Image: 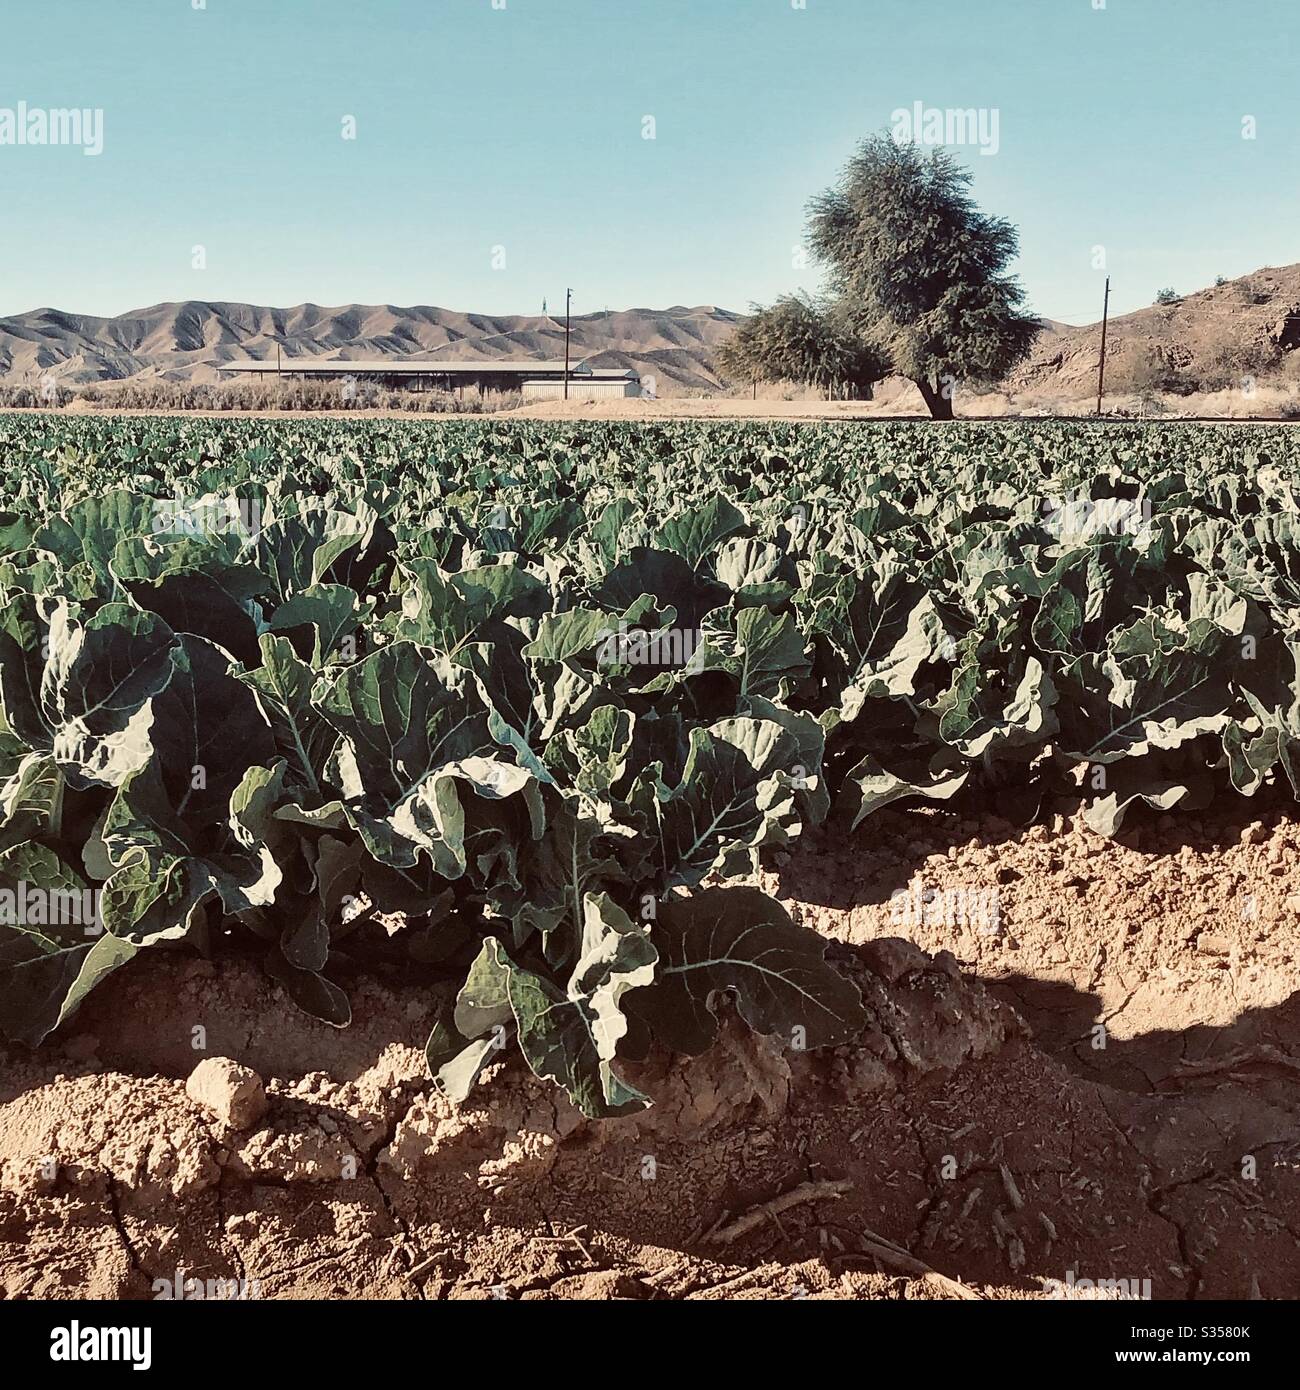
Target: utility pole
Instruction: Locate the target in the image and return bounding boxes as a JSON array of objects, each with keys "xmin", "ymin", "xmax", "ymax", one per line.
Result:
[
  {"xmin": 1095, "ymin": 276, "xmax": 1111, "ymax": 416},
  {"xmin": 563, "ymin": 288, "xmax": 572, "ymax": 400}
]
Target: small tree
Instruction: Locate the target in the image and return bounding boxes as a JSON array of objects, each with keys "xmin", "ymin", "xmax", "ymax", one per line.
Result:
[
  {"xmin": 718, "ymin": 293, "xmax": 887, "ymax": 399},
  {"xmin": 1155, "ymin": 287, "xmax": 1181, "ymax": 305},
  {"xmin": 806, "ymin": 135, "xmax": 1040, "ymax": 419}
]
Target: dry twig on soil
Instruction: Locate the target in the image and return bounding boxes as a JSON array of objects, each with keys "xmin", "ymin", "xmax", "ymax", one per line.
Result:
[
  {"xmin": 1164, "ymin": 1044, "xmax": 1300, "ymax": 1083},
  {"xmin": 847, "ymin": 1224, "xmax": 984, "ymax": 1300},
  {"xmin": 705, "ymin": 1180, "xmax": 853, "ymax": 1247}
]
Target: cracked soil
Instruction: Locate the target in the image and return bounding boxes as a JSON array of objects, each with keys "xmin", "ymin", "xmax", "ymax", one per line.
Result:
[{"xmin": 2, "ymin": 799, "xmax": 1298, "ymax": 1300}]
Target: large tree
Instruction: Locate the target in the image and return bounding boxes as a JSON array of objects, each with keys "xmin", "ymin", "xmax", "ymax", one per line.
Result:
[
  {"xmin": 718, "ymin": 292, "xmax": 888, "ymax": 399},
  {"xmin": 803, "ymin": 134, "xmax": 1039, "ymax": 419}
]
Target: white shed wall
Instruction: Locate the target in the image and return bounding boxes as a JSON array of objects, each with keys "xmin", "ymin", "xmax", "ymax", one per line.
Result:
[{"xmin": 521, "ymin": 379, "xmax": 641, "ymax": 400}]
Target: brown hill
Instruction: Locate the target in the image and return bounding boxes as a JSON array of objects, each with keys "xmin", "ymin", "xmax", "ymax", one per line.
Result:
[
  {"xmin": 1012, "ymin": 265, "xmax": 1300, "ymax": 396},
  {"xmin": 0, "ymin": 301, "xmax": 743, "ymax": 394}
]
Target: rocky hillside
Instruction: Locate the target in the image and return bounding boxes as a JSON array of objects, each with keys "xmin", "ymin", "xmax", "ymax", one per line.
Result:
[{"xmin": 1012, "ymin": 265, "xmax": 1300, "ymax": 396}]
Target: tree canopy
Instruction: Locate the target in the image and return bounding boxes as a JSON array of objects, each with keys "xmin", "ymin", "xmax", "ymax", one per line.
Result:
[
  {"xmin": 717, "ymin": 293, "xmax": 888, "ymax": 399},
  {"xmin": 731, "ymin": 133, "xmax": 1041, "ymax": 418}
]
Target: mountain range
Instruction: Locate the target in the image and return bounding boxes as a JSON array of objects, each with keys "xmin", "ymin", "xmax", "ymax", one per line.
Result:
[
  {"xmin": 3, "ymin": 263, "xmax": 1297, "ymax": 401},
  {"xmin": 0, "ymin": 301, "xmax": 742, "ymax": 394}
]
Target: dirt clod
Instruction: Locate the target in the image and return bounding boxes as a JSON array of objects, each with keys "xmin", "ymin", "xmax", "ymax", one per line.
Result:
[{"xmin": 185, "ymin": 1058, "xmax": 268, "ymax": 1131}]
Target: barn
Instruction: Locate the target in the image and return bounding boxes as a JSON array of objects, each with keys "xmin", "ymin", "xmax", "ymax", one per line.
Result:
[{"xmin": 218, "ymin": 357, "xmax": 642, "ymax": 396}]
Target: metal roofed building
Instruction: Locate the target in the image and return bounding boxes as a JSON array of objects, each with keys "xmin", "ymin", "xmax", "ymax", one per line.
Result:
[
  {"xmin": 218, "ymin": 357, "xmax": 641, "ymax": 396},
  {"xmin": 519, "ymin": 376, "xmax": 641, "ymax": 400}
]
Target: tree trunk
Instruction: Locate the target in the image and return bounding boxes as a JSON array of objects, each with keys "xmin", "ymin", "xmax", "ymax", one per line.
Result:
[{"xmin": 915, "ymin": 378, "xmax": 954, "ymax": 420}]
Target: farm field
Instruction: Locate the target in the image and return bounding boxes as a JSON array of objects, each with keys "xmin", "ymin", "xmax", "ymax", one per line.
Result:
[{"xmin": 1, "ymin": 415, "xmax": 1299, "ymax": 1300}]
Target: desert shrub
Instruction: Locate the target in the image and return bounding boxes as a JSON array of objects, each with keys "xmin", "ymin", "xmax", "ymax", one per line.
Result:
[
  {"xmin": 1105, "ymin": 346, "xmax": 1184, "ymax": 396},
  {"xmin": 1197, "ymin": 340, "xmax": 1285, "ymax": 393},
  {"xmin": 1238, "ymin": 280, "xmax": 1274, "ymax": 305},
  {"xmin": 0, "ymin": 382, "xmax": 75, "ymax": 408},
  {"xmin": 73, "ymin": 379, "xmax": 521, "ymax": 413}
]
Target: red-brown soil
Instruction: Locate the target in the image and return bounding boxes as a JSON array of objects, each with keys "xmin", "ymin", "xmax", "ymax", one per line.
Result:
[{"xmin": 2, "ymin": 801, "xmax": 1298, "ymax": 1301}]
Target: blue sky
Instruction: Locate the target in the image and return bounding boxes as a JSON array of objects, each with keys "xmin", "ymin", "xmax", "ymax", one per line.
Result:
[{"xmin": 0, "ymin": 0, "xmax": 1295, "ymax": 323}]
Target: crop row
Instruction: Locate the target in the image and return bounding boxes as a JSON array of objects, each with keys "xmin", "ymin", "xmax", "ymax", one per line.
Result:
[{"xmin": 0, "ymin": 417, "xmax": 1296, "ymax": 1114}]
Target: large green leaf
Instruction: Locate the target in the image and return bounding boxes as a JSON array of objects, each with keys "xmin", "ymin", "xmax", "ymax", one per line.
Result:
[
  {"xmin": 238, "ymin": 634, "xmax": 335, "ymax": 798},
  {"xmin": 316, "ymin": 642, "xmax": 491, "ymax": 805},
  {"xmin": 1056, "ymin": 615, "xmax": 1234, "ymax": 764},
  {"xmin": 804, "ymin": 555, "xmax": 943, "ymax": 704},
  {"xmin": 0, "ymin": 923, "xmax": 137, "ymax": 1046},
  {"xmin": 41, "ymin": 602, "xmax": 181, "ymax": 789},
  {"xmin": 450, "ymin": 898, "xmax": 656, "ymax": 1119},
  {"xmin": 634, "ymin": 717, "xmax": 805, "ymax": 888},
  {"xmin": 630, "ymin": 887, "xmax": 865, "ymax": 1056},
  {"xmin": 145, "ymin": 634, "xmax": 276, "ymax": 826}
]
